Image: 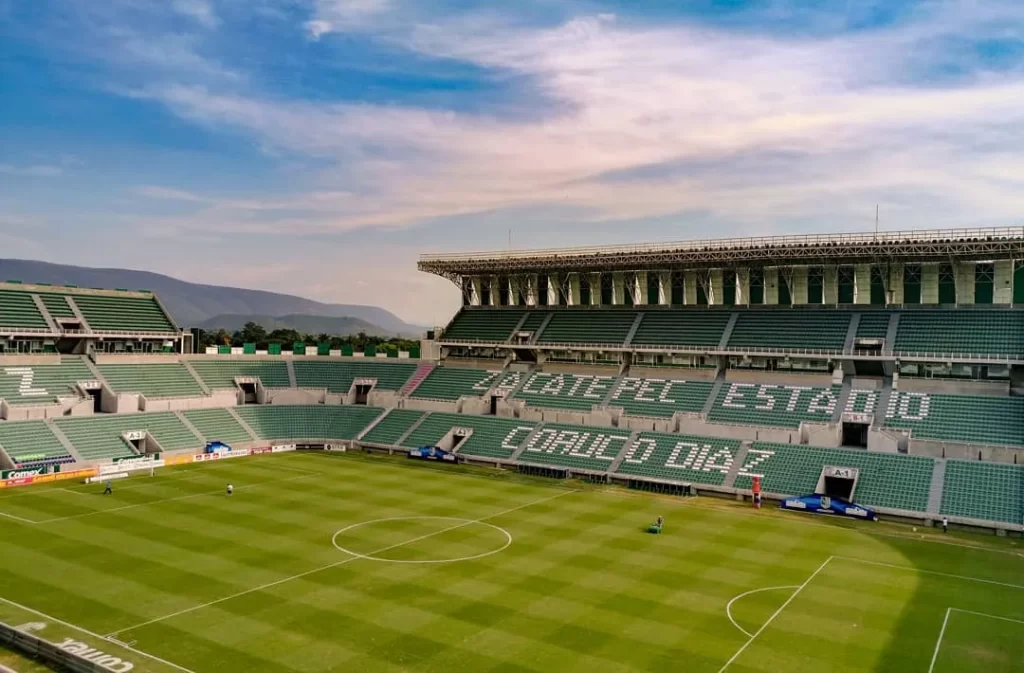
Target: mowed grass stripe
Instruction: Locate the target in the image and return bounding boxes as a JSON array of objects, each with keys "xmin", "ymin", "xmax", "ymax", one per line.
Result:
[{"xmin": 1, "ymin": 453, "xmax": 1022, "ymax": 673}]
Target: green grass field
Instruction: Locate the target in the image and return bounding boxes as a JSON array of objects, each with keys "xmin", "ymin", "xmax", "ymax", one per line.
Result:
[{"xmin": 0, "ymin": 452, "xmax": 1022, "ymax": 673}]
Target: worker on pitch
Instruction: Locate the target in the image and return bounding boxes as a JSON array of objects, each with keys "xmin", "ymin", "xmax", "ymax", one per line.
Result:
[{"xmin": 227, "ymin": 483, "xmax": 233, "ymax": 496}]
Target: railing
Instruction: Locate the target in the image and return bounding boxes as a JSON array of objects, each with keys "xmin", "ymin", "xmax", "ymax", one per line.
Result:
[
  {"xmin": 420, "ymin": 226, "xmax": 1024, "ymax": 263},
  {"xmin": 436, "ymin": 338, "xmax": 1023, "ymax": 363}
]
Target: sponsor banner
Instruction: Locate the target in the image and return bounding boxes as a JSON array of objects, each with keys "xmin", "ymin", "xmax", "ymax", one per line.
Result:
[
  {"xmin": 0, "ymin": 468, "xmax": 97, "ymax": 489},
  {"xmin": 53, "ymin": 468, "xmax": 97, "ymax": 482},
  {"xmin": 1, "ymin": 465, "xmax": 59, "ymax": 480},
  {"xmin": 251, "ymin": 447, "xmax": 274, "ymax": 455},
  {"xmin": 86, "ymin": 473, "xmax": 129, "ymax": 484},
  {"xmin": 103, "ymin": 456, "xmax": 163, "ymax": 475},
  {"xmin": 780, "ymin": 493, "xmax": 877, "ymax": 521},
  {"xmin": 271, "ymin": 445, "xmax": 296, "ymax": 453},
  {"xmin": 162, "ymin": 454, "xmax": 194, "ymax": 466},
  {"xmin": 192, "ymin": 449, "xmax": 252, "ymax": 462}
]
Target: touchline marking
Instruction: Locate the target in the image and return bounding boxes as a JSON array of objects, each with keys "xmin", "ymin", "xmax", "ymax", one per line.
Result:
[
  {"xmin": 927, "ymin": 607, "xmax": 951, "ymax": 673},
  {"xmin": 108, "ymin": 489, "xmax": 577, "ymax": 637},
  {"xmin": 0, "ymin": 595, "xmax": 197, "ymax": 673},
  {"xmin": 725, "ymin": 586, "xmax": 798, "ymax": 638},
  {"xmin": 835, "ymin": 556, "xmax": 1024, "ymax": 590},
  {"xmin": 0, "ymin": 510, "xmax": 39, "ymax": 524},
  {"xmin": 717, "ymin": 556, "xmax": 833, "ymax": 673},
  {"xmin": 36, "ymin": 473, "xmax": 316, "ymax": 524},
  {"xmin": 927, "ymin": 608, "xmax": 1024, "ymax": 673}
]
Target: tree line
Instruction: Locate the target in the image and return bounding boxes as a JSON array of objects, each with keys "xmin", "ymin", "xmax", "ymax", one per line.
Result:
[{"xmin": 196, "ymin": 322, "xmax": 419, "ymax": 352}]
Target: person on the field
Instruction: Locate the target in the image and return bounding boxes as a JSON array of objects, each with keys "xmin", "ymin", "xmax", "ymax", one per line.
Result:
[
  {"xmin": 941, "ymin": 516, "xmax": 948, "ymax": 534},
  {"xmin": 226, "ymin": 483, "xmax": 233, "ymax": 496},
  {"xmin": 103, "ymin": 480, "xmax": 112, "ymax": 495},
  {"xmin": 656, "ymin": 516, "xmax": 663, "ymax": 528}
]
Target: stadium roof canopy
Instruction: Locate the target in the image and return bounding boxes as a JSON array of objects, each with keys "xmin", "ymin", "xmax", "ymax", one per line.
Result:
[{"xmin": 419, "ymin": 226, "xmax": 1024, "ymax": 281}]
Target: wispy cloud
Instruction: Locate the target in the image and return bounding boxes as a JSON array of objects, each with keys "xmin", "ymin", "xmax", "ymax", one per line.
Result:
[
  {"xmin": 172, "ymin": 0, "xmax": 219, "ymax": 29},
  {"xmin": 0, "ymin": 164, "xmax": 64, "ymax": 178}
]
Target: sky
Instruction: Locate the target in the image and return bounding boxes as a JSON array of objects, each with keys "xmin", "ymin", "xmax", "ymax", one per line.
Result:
[{"xmin": 1, "ymin": 1, "xmax": 1023, "ymax": 326}]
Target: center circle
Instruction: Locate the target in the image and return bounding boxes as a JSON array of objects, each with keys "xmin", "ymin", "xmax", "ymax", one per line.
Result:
[{"xmin": 331, "ymin": 516, "xmax": 512, "ymax": 564}]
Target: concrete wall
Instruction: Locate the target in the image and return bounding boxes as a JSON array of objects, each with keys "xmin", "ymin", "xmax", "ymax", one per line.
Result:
[
  {"xmin": 921, "ymin": 264, "xmax": 939, "ymax": 304},
  {"xmin": 854, "ymin": 264, "xmax": 871, "ymax": 304},
  {"xmin": 802, "ymin": 423, "xmax": 840, "ymax": 447},
  {"xmin": 678, "ymin": 416, "xmax": 799, "ymax": 443},
  {"xmin": 619, "ymin": 414, "xmax": 674, "ymax": 433},
  {"xmin": 957, "ymin": 262, "xmax": 975, "ymax": 305},
  {"xmin": 684, "ymin": 270, "xmax": 698, "ymax": 305},
  {"xmin": 569, "ymin": 273, "xmax": 581, "ymax": 306},
  {"xmin": 867, "ymin": 428, "xmax": 903, "ymax": 453},
  {"xmin": 140, "ymin": 390, "xmax": 237, "ymax": 412},
  {"xmin": 629, "ymin": 366, "xmax": 717, "ymax": 381},
  {"xmin": 994, "ymin": 260, "xmax": 1013, "ymax": 304},
  {"xmin": 710, "ymin": 270, "xmax": 723, "ymax": 306},
  {"xmin": 724, "ymin": 369, "xmax": 834, "ymax": 386},
  {"xmin": 823, "ymin": 267, "xmax": 839, "ymax": 304},
  {"xmin": 1, "ymin": 401, "xmax": 68, "ymax": 421},
  {"xmin": 404, "ymin": 397, "xmax": 459, "ymax": 413},
  {"xmin": 368, "ymin": 389, "xmax": 401, "ymax": 408},
  {"xmin": 737, "ymin": 269, "xmax": 750, "ymax": 305},
  {"xmin": 764, "ymin": 267, "xmax": 779, "ymax": 305},
  {"xmin": 896, "ymin": 378, "xmax": 1009, "ymax": 396},
  {"xmin": 0, "ymin": 355, "xmax": 62, "ymax": 366},
  {"xmin": 91, "ymin": 353, "xmax": 182, "ymax": 364},
  {"xmin": 792, "ymin": 267, "xmax": 809, "ymax": 305},
  {"xmin": 889, "ymin": 264, "xmax": 904, "ymax": 305},
  {"xmin": 910, "ymin": 438, "xmax": 1023, "ymax": 464},
  {"xmin": 266, "ymin": 388, "xmax": 324, "ymax": 405}
]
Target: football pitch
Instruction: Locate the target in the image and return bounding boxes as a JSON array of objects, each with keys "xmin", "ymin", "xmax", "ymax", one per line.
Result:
[{"xmin": 0, "ymin": 452, "xmax": 1022, "ymax": 673}]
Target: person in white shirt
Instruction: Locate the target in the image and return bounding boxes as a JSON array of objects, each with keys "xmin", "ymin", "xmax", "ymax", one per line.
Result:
[{"xmin": 227, "ymin": 483, "xmax": 233, "ymax": 496}]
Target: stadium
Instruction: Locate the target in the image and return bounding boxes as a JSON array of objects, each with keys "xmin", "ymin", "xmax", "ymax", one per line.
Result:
[{"xmin": 0, "ymin": 226, "xmax": 1023, "ymax": 673}]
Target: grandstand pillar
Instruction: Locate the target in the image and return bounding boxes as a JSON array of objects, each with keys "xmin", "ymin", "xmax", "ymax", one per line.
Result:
[
  {"xmin": 853, "ymin": 264, "xmax": 871, "ymax": 304},
  {"xmin": 921, "ymin": 264, "xmax": 940, "ymax": 304},
  {"xmin": 889, "ymin": 264, "xmax": 904, "ymax": 305},
  {"xmin": 824, "ymin": 266, "xmax": 839, "ymax": 304},
  {"xmin": 612, "ymin": 273, "xmax": 625, "ymax": 305},
  {"xmin": 709, "ymin": 269, "xmax": 724, "ymax": 306},
  {"xmin": 736, "ymin": 268, "xmax": 749, "ymax": 305},
  {"xmin": 526, "ymin": 275, "xmax": 537, "ymax": 306},
  {"xmin": 792, "ymin": 267, "xmax": 809, "ymax": 305},
  {"xmin": 470, "ymin": 277, "xmax": 482, "ymax": 306},
  {"xmin": 589, "ymin": 272, "xmax": 601, "ymax": 305},
  {"xmin": 993, "ymin": 260, "xmax": 1013, "ymax": 304},
  {"xmin": 547, "ymin": 275, "xmax": 558, "ymax": 306},
  {"xmin": 636, "ymin": 271, "xmax": 648, "ymax": 305},
  {"xmin": 568, "ymin": 274, "xmax": 581, "ymax": 306},
  {"xmin": 764, "ymin": 267, "xmax": 779, "ymax": 305},
  {"xmin": 658, "ymin": 271, "xmax": 669, "ymax": 305},
  {"xmin": 684, "ymin": 270, "xmax": 697, "ymax": 305},
  {"xmin": 957, "ymin": 262, "xmax": 975, "ymax": 305}
]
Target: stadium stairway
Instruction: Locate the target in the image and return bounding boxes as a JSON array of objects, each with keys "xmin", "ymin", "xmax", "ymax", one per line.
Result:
[
  {"xmin": 399, "ymin": 363, "xmax": 435, "ymax": 396},
  {"xmin": 285, "ymin": 360, "xmax": 298, "ymax": 387},
  {"xmin": 226, "ymin": 407, "xmax": 260, "ymax": 441},
  {"xmin": 721, "ymin": 441, "xmax": 751, "ymax": 488},
  {"xmin": 31, "ymin": 294, "xmax": 60, "ymax": 333},
  {"xmin": 356, "ymin": 407, "xmax": 394, "ymax": 440},
  {"xmin": 394, "ymin": 411, "xmax": 431, "ymax": 448},
  {"xmin": 180, "ymin": 361, "xmax": 212, "ymax": 396},
  {"xmin": 927, "ymin": 459, "xmax": 947, "ymax": 514},
  {"xmin": 606, "ymin": 429, "xmax": 642, "ymax": 472},
  {"xmin": 175, "ymin": 411, "xmax": 207, "ymax": 443}
]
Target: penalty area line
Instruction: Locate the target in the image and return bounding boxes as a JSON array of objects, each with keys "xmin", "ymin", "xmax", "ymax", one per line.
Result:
[
  {"xmin": 107, "ymin": 488, "xmax": 577, "ymax": 637},
  {"xmin": 717, "ymin": 556, "xmax": 833, "ymax": 673},
  {"xmin": 0, "ymin": 595, "xmax": 197, "ymax": 673}
]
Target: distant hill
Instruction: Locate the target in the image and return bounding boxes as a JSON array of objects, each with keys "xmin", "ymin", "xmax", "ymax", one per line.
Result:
[
  {"xmin": 0, "ymin": 259, "xmax": 426, "ymax": 336},
  {"xmin": 197, "ymin": 313, "xmax": 392, "ymax": 337}
]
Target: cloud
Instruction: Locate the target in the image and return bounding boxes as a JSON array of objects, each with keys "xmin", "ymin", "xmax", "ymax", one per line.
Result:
[
  {"xmin": 136, "ymin": 185, "xmax": 209, "ymax": 202},
  {"xmin": 304, "ymin": 19, "xmax": 333, "ymax": 41},
  {"xmin": 171, "ymin": 0, "xmax": 218, "ymax": 29},
  {"xmin": 307, "ymin": 0, "xmax": 392, "ymax": 37},
  {"xmin": 0, "ymin": 164, "xmax": 64, "ymax": 178}
]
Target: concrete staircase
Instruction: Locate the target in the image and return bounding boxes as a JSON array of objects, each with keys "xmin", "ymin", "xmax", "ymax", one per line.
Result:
[{"xmin": 399, "ymin": 363, "xmax": 435, "ymax": 397}]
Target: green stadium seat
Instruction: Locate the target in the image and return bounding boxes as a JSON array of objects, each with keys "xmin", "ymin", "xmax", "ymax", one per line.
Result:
[
  {"xmin": 98, "ymin": 363, "xmax": 205, "ymax": 398},
  {"xmin": 895, "ymin": 310, "xmax": 1024, "ymax": 357},
  {"xmin": 360, "ymin": 409, "xmax": 425, "ymax": 445},
  {"xmin": 401, "ymin": 412, "xmax": 534, "ymax": 460},
  {"xmin": 537, "ymin": 310, "xmax": 635, "ymax": 345},
  {"xmin": 234, "ymin": 405, "xmax": 383, "ymax": 441},
  {"xmin": 293, "ymin": 361, "xmax": 417, "ymax": 393},
  {"xmin": 182, "ymin": 408, "xmax": 252, "ymax": 444},
  {"xmin": 855, "ymin": 312, "xmax": 890, "ymax": 341},
  {"xmin": 442, "ymin": 309, "xmax": 524, "ymax": 342},
  {"xmin": 0, "ymin": 421, "xmax": 73, "ymax": 466},
  {"xmin": 608, "ymin": 377, "xmax": 713, "ymax": 418},
  {"xmin": 0, "ymin": 290, "xmax": 49, "ymax": 330},
  {"xmin": 614, "ymin": 432, "xmax": 741, "ymax": 486},
  {"xmin": 512, "ymin": 372, "xmax": 617, "ymax": 411},
  {"xmin": 0, "ymin": 357, "xmax": 95, "ymax": 405},
  {"xmin": 517, "ymin": 422, "xmax": 631, "ymax": 471},
  {"xmin": 37, "ymin": 293, "xmax": 75, "ymax": 318},
  {"xmin": 631, "ymin": 310, "xmax": 731, "ymax": 348},
  {"xmin": 707, "ymin": 382, "xmax": 840, "ymax": 428},
  {"xmin": 410, "ymin": 367, "xmax": 500, "ymax": 401},
  {"xmin": 189, "ymin": 360, "xmax": 291, "ymax": 389},
  {"xmin": 940, "ymin": 460, "xmax": 1024, "ymax": 525},
  {"xmin": 55, "ymin": 413, "xmax": 201, "ymax": 461},
  {"xmin": 71, "ymin": 294, "xmax": 176, "ymax": 333},
  {"xmin": 733, "ymin": 442, "xmax": 933, "ymax": 513},
  {"xmin": 884, "ymin": 392, "xmax": 1024, "ymax": 447},
  {"xmin": 728, "ymin": 310, "xmax": 851, "ymax": 351}
]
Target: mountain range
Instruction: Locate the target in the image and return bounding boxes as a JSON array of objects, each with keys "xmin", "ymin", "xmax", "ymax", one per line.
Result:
[{"xmin": 0, "ymin": 259, "xmax": 426, "ymax": 337}]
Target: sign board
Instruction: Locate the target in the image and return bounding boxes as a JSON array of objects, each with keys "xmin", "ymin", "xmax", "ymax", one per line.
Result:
[
  {"xmin": 823, "ymin": 466, "xmax": 859, "ymax": 480},
  {"xmin": 1, "ymin": 465, "xmax": 59, "ymax": 480},
  {"xmin": 122, "ymin": 431, "xmax": 147, "ymax": 442},
  {"xmin": 842, "ymin": 412, "xmax": 873, "ymax": 425},
  {"xmin": 77, "ymin": 380, "xmax": 103, "ymax": 390}
]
